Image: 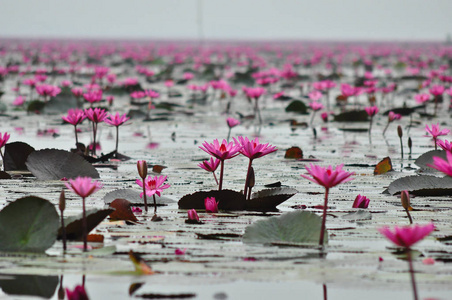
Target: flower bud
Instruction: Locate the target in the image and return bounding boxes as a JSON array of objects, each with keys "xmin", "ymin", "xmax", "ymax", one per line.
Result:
[
  {"xmin": 397, "ymin": 125, "xmax": 403, "ymax": 138},
  {"xmin": 408, "ymin": 137, "xmax": 412, "ymax": 149},
  {"xmin": 352, "ymin": 194, "xmax": 370, "ymax": 208},
  {"xmin": 401, "ymin": 190, "xmax": 410, "ymax": 210},
  {"xmin": 137, "ymin": 160, "xmax": 148, "ymax": 179},
  {"xmin": 187, "ymin": 209, "xmax": 199, "ymax": 222},
  {"xmin": 59, "ymin": 189, "xmax": 65, "ymax": 212},
  {"xmin": 204, "ymin": 197, "xmax": 219, "ymax": 213}
]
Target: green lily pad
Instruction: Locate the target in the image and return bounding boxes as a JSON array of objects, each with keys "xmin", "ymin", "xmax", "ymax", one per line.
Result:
[
  {"xmin": 57, "ymin": 208, "xmax": 113, "ymax": 240},
  {"xmin": 285, "ymin": 100, "xmax": 308, "ymax": 114},
  {"xmin": 243, "ymin": 211, "xmax": 326, "ymax": 245},
  {"xmin": 0, "ymin": 196, "xmax": 59, "ymax": 253},
  {"xmin": 0, "ymin": 274, "xmax": 58, "ymax": 298}
]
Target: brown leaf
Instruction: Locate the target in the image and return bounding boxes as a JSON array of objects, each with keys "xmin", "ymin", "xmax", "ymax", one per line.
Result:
[
  {"xmin": 374, "ymin": 157, "xmax": 393, "ymax": 175},
  {"xmin": 87, "ymin": 234, "xmax": 104, "ymax": 243},
  {"xmin": 152, "ymin": 165, "xmax": 167, "ymax": 173},
  {"xmin": 284, "ymin": 146, "xmax": 303, "ymax": 159},
  {"xmin": 109, "ymin": 199, "xmax": 138, "ymax": 222}
]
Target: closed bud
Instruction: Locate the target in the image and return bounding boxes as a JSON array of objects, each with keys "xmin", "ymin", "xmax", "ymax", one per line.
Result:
[
  {"xmin": 401, "ymin": 190, "xmax": 410, "ymax": 210},
  {"xmin": 187, "ymin": 209, "xmax": 199, "ymax": 222},
  {"xmin": 59, "ymin": 189, "xmax": 65, "ymax": 212},
  {"xmin": 397, "ymin": 125, "xmax": 403, "ymax": 138},
  {"xmin": 137, "ymin": 160, "xmax": 148, "ymax": 179}
]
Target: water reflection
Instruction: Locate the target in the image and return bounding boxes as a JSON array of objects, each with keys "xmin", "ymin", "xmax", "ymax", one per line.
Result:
[{"xmin": 0, "ymin": 273, "xmax": 58, "ymax": 298}]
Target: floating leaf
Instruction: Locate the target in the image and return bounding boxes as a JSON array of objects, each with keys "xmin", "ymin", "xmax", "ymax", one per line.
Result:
[
  {"xmin": 103, "ymin": 189, "xmax": 174, "ymax": 206},
  {"xmin": 415, "ymin": 150, "xmax": 446, "ymax": 172},
  {"xmin": 178, "ymin": 189, "xmax": 246, "ymax": 211},
  {"xmin": 109, "ymin": 199, "xmax": 138, "ymax": 222},
  {"xmin": 0, "ymin": 196, "xmax": 59, "ymax": 253},
  {"xmin": 129, "ymin": 250, "xmax": 154, "ymax": 275},
  {"xmin": 3, "ymin": 142, "xmax": 35, "ymax": 171},
  {"xmin": 334, "ymin": 110, "xmax": 368, "ymax": 122},
  {"xmin": 0, "ymin": 171, "xmax": 11, "ymax": 179},
  {"xmin": 383, "ymin": 107, "xmax": 416, "ymax": 116},
  {"xmin": 26, "ymin": 149, "xmax": 99, "ymax": 180},
  {"xmin": 247, "ymin": 188, "xmax": 298, "ymax": 211},
  {"xmin": 129, "ymin": 282, "xmax": 145, "ymax": 296},
  {"xmin": 243, "ymin": 211, "xmax": 326, "ymax": 245},
  {"xmin": 0, "ymin": 274, "xmax": 58, "ymax": 298},
  {"xmin": 196, "ymin": 233, "xmax": 242, "ymax": 241},
  {"xmin": 387, "ymin": 175, "xmax": 452, "ymax": 196},
  {"xmin": 374, "ymin": 157, "xmax": 393, "ymax": 175},
  {"xmin": 284, "ymin": 146, "xmax": 303, "ymax": 159},
  {"xmin": 285, "ymin": 100, "xmax": 308, "ymax": 114},
  {"xmin": 135, "ymin": 293, "xmax": 196, "ymax": 299},
  {"xmin": 57, "ymin": 209, "xmax": 113, "ymax": 240}
]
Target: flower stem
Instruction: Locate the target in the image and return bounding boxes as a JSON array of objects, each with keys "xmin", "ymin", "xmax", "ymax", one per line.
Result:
[
  {"xmin": 153, "ymin": 194, "xmax": 157, "ymax": 214},
  {"xmin": 142, "ymin": 179, "xmax": 148, "ymax": 213},
  {"xmin": 60, "ymin": 212, "xmax": 66, "ymax": 252},
  {"xmin": 212, "ymin": 171, "xmax": 219, "ymax": 185},
  {"xmin": 227, "ymin": 128, "xmax": 231, "ymax": 142},
  {"xmin": 310, "ymin": 111, "xmax": 317, "ymax": 128},
  {"xmin": 82, "ymin": 197, "xmax": 87, "ymax": 252},
  {"xmin": 243, "ymin": 159, "xmax": 253, "ymax": 196},
  {"xmin": 382, "ymin": 122, "xmax": 390, "ymax": 136},
  {"xmin": 0, "ymin": 151, "xmax": 4, "ymax": 171},
  {"xmin": 319, "ymin": 187, "xmax": 329, "ymax": 247},
  {"xmin": 407, "ymin": 250, "xmax": 419, "ymax": 300},
  {"xmin": 92, "ymin": 122, "xmax": 97, "ymax": 156},
  {"xmin": 74, "ymin": 125, "xmax": 79, "ymax": 147},
  {"xmin": 218, "ymin": 160, "xmax": 224, "ymax": 190},
  {"xmin": 434, "ymin": 137, "xmax": 437, "ymax": 151},
  {"xmin": 115, "ymin": 126, "xmax": 119, "ymax": 157}
]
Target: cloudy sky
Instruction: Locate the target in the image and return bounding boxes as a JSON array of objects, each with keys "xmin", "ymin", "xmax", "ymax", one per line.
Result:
[{"xmin": 0, "ymin": 0, "xmax": 451, "ymax": 41}]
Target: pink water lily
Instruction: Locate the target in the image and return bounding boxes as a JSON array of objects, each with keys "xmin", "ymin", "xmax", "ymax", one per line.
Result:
[
  {"xmin": 84, "ymin": 108, "xmax": 107, "ymax": 156},
  {"xmin": 62, "ymin": 109, "xmax": 86, "ymax": 146},
  {"xmin": 308, "ymin": 90, "xmax": 323, "ymax": 101},
  {"xmin": 187, "ymin": 209, "xmax": 200, "ymax": 222},
  {"xmin": 352, "ymin": 194, "xmax": 370, "ymax": 208},
  {"xmin": 425, "ymin": 123, "xmax": 449, "ymax": 150},
  {"xmin": 198, "ymin": 157, "xmax": 220, "ymax": 185},
  {"xmin": 105, "ymin": 112, "xmax": 130, "ymax": 155},
  {"xmin": 204, "ymin": 197, "xmax": 219, "ymax": 213},
  {"xmin": 364, "ymin": 106, "xmax": 379, "ymax": 117},
  {"xmin": 66, "ymin": 285, "xmax": 89, "ymax": 300},
  {"xmin": 383, "ymin": 111, "xmax": 401, "ymax": 136},
  {"xmin": 226, "ymin": 117, "xmax": 240, "ymax": 141},
  {"xmin": 136, "ymin": 175, "xmax": 170, "ymax": 198},
  {"xmin": 427, "ymin": 151, "xmax": 452, "ymax": 176},
  {"xmin": 0, "ymin": 132, "xmax": 10, "ymax": 149},
  {"xmin": 301, "ymin": 164, "xmax": 354, "ymax": 247},
  {"xmin": 378, "ymin": 223, "xmax": 434, "ymax": 249},
  {"xmin": 65, "ymin": 176, "xmax": 102, "ymax": 251},
  {"xmin": 436, "ymin": 139, "xmax": 452, "ymax": 152}
]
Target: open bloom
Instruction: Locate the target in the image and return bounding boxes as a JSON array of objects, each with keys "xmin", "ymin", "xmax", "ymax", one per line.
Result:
[
  {"xmin": 388, "ymin": 111, "xmax": 402, "ymax": 122},
  {"xmin": 352, "ymin": 194, "xmax": 370, "ymax": 208},
  {"xmin": 365, "ymin": 106, "xmax": 379, "ymax": 117},
  {"xmin": 429, "ymin": 85, "xmax": 445, "ymax": 96},
  {"xmin": 226, "ymin": 117, "xmax": 240, "ymax": 128},
  {"xmin": 414, "ymin": 93, "xmax": 430, "ymax": 104},
  {"xmin": 83, "ymin": 90, "xmax": 103, "ymax": 104},
  {"xmin": 0, "ymin": 132, "xmax": 10, "ymax": 148},
  {"xmin": 437, "ymin": 139, "xmax": 452, "ymax": 152},
  {"xmin": 62, "ymin": 109, "xmax": 86, "ymax": 126},
  {"xmin": 199, "ymin": 139, "xmax": 242, "ymax": 161},
  {"xmin": 36, "ymin": 84, "xmax": 61, "ymax": 97},
  {"xmin": 204, "ymin": 197, "xmax": 219, "ymax": 213},
  {"xmin": 309, "ymin": 101, "xmax": 324, "ymax": 111},
  {"xmin": 233, "ymin": 136, "xmax": 277, "ymax": 160},
  {"xmin": 308, "ymin": 90, "xmax": 323, "ymax": 101},
  {"xmin": 135, "ymin": 175, "xmax": 170, "ymax": 198},
  {"xmin": 427, "ymin": 151, "xmax": 452, "ymax": 176},
  {"xmin": 378, "ymin": 223, "xmax": 435, "ymax": 248},
  {"xmin": 65, "ymin": 176, "xmax": 102, "ymax": 198},
  {"xmin": 301, "ymin": 164, "xmax": 354, "ymax": 189},
  {"xmin": 425, "ymin": 123, "xmax": 449, "ymax": 139},
  {"xmin": 104, "ymin": 112, "xmax": 130, "ymax": 127},
  {"xmin": 84, "ymin": 108, "xmax": 107, "ymax": 124},
  {"xmin": 198, "ymin": 157, "xmax": 220, "ymax": 172}
]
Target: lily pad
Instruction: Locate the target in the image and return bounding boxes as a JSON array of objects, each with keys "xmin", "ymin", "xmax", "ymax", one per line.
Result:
[
  {"xmin": 178, "ymin": 189, "xmax": 246, "ymax": 211},
  {"xmin": 0, "ymin": 274, "xmax": 58, "ymax": 298},
  {"xmin": 0, "ymin": 196, "xmax": 59, "ymax": 253},
  {"xmin": 57, "ymin": 208, "xmax": 113, "ymax": 240},
  {"xmin": 247, "ymin": 188, "xmax": 298, "ymax": 211},
  {"xmin": 334, "ymin": 110, "xmax": 368, "ymax": 122},
  {"xmin": 284, "ymin": 146, "xmax": 303, "ymax": 159},
  {"xmin": 109, "ymin": 199, "xmax": 138, "ymax": 222},
  {"xmin": 285, "ymin": 100, "xmax": 308, "ymax": 114},
  {"xmin": 374, "ymin": 157, "xmax": 393, "ymax": 175},
  {"xmin": 3, "ymin": 142, "xmax": 35, "ymax": 171},
  {"xmin": 103, "ymin": 189, "xmax": 174, "ymax": 206},
  {"xmin": 415, "ymin": 150, "xmax": 447, "ymax": 172},
  {"xmin": 243, "ymin": 211, "xmax": 326, "ymax": 245},
  {"xmin": 387, "ymin": 175, "xmax": 452, "ymax": 196},
  {"xmin": 25, "ymin": 149, "xmax": 99, "ymax": 180},
  {"xmin": 341, "ymin": 210, "xmax": 372, "ymax": 221}
]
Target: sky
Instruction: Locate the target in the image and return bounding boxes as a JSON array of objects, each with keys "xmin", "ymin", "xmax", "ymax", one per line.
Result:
[{"xmin": 0, "ymin": 0, "xmax": 451, "ymax": 42}]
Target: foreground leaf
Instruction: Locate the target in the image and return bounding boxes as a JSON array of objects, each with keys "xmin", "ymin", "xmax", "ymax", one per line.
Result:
[
  {"xmin": 26, "ymin": 149, "xmax": 99, "ymax": 180},
  {"xmin": 0, "ymin": 274, "xmax": 58, "ymax": 298},
  {"xmin": 243, "ymin": 211, "xmax": 326, "ymax": 245},
  {"xmin": 57, "ymin": 209, "xmax": 113, "ymax": 240},
  {"xmin": 0, "ymin": 196, "xmax": 59, "ymax": 253},
  {"xmin": 415, "ymin": 150, "xmax": 447, "ymax": 172},
  {"xmin": 387, "ymin": 175, "xmax": 452, "ymax": 195},
  {"xmin": 3, "ymin": 142, "xmax": 35, "ymax": 171}
]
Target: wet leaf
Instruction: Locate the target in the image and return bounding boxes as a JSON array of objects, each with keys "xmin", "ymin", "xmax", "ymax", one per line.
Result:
[
  {"xmin": 387, "ymin": 175, "xmax": 452, "ymax": 196},
  {"xmin": 0, "ymin": 196, "xmax": 59, "ymax": 253},
  {"xmin": 196, "ymin": 233, "xmax": 242, "ymax": 241},
  {"xmin": 0, "ymin": 171, "xmax": 11, "ymax": 179},
  {"xmin": 44, "ymin": 93, "xmax": 78, "ymax": 113},
  {"xmin": 243, "ymin": 211, "xmax": 326, "ymax": 245},
  {"xmin": 178, "ymin": 189, "xmax": 246, "ymax": 211},
  {"xmin": 129, "ymin": 282, "xmax": 145, "ymax": 296},
  {"xmin": 3, "ymin": 142, "xmax": 35, "ymax": 171},
  {"xmin": 383, "ymin": 107, "xmax": 416, "ymax": 116},
  {"xmin": 415, "ymin": 150, "xmax": 446, "ymax": 172},
  {"xmin": 103, "ymin": 189, "xmax": 174, "ymax": 206},
  {"xmin": 152, "ymin": 165, "xmax": 167, "ymax": 173},
  {"xmin": 247, "ymin": 188, "xmax": 298, "ymax": 211},
  {"xmin": 285, "ymin": 100, "xmax": 308, "ymax": 114},
  {"xmin": 26, "ymin": 149, "xmax": 99, "ymax": 180},
  {"xmin": 284, "ymin": 146, "xmax": 303, "ymax": 159},
  {"xmin": 129, "ymin": 250, "xmax": 154, "ymax": 275},
  {"xmin": 87, "ymin": 234, "xmax": 104, "ymax": 243},
  {"xmin": 334, "ymin": 110, "xmax": 368, "ymax": 122},
  {"xmin": 374, "ymin": 157, "xmax": 393, "ymax": 175},
  {"xmin": 0, "ymin": 274, "xmax": 58, "ymax": 298},
  {"xmin": 57, "ymin": 208, "xmax": 113, "ymax": 240},
  {"xmin": 109, "ymin": 199, "xmax": 138, "ymax": 222}
]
